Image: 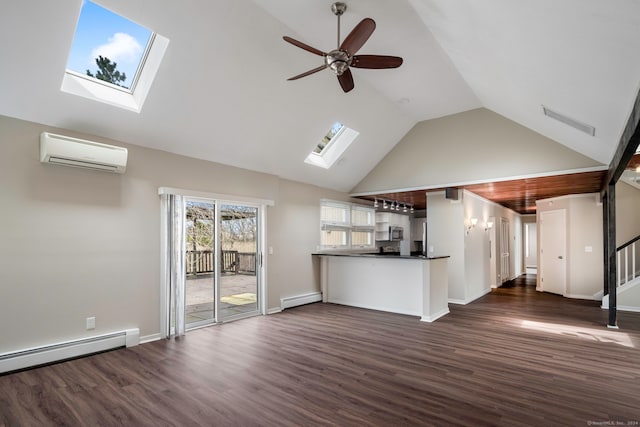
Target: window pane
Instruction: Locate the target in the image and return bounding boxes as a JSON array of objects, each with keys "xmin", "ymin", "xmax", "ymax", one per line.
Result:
[
  {"xmin": 66, "ymin": 1, "xmax": 153, "ymax": 90},
  {"xmin": 314, "ymin": 122, "xmax": 344, "ymax": 154},
  {"xmin": 321, "ymin": 230, "xmax": 348, "ymax": 247},
  {"xmin": 321, "ymin": 204, "xmax": 348, "ymax": 224},
  {"xmin": 352, "ymin": 207, "xmax": 374, "ymax": 226},
  {"xmin": 351, "ymin": 231, "xmax": 373, "ymax": 247}
]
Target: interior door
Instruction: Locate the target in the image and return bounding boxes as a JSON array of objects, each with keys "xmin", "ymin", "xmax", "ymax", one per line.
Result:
[
  {"xmin": 499, "ymin": 218, "xmax": 510, "ymax": 284},
  {"xmin": 540, "ymin": 209, "xmax": 566, "ymax": 295}
]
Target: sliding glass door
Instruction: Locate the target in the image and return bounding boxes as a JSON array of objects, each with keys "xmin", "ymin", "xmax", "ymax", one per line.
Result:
[
  {"xmin": 219, "ymin": 204, "xmax": 259, "ymax": 321},
  {"xmin": 185, "ymin": 200, "xmax": 216, "ymax": 327},
  {"xmin": 183, "ymin": 199, "xmax": 260, "ymax": 328}
]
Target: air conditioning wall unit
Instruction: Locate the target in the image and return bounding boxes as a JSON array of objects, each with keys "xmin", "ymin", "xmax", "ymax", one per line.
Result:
[{"xmin": 40, "ymin": 132, "xmax": 128, "ymax": 173}]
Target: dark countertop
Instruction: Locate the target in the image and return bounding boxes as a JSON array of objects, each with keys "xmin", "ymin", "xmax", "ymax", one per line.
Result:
[{"xmin": 313, "ymin": 252, "xmax": 449, "ymax": 260}]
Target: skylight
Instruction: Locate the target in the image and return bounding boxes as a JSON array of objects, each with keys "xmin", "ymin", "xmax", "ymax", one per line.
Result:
[
  {"xmin": 305, "ymin": 122, "xmax": 359, "ymax": 169},
  {"xmin": 62, "ymin": 1, "xmax": 169, "ymax": 112}
]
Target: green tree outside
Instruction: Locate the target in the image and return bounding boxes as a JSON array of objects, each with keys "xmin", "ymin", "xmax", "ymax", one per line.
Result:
[{"xmin": 86, "ymin": 55, "xmax": 128, "ymax": 88}]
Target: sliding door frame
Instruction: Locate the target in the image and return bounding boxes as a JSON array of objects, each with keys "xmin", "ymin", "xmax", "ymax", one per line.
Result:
[{"xmin": 159, "ymin": 187, "xmax": 273, "ymax": 336}]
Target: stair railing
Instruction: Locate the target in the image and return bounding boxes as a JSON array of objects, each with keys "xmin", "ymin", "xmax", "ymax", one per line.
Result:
[{"xmin": 616, "ymin": 235, "xmax": 640, "ymax": 288}]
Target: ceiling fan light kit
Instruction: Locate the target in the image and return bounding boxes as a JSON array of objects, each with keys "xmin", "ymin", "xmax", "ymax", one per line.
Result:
[{"xmin": 283, "ymin": 2, "xmax": 403, "ymax": 93}]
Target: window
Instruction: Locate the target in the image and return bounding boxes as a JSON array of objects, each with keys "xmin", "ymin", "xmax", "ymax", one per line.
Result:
[
  {"xmin": 320, "ymin": 200, "xmax": 375, "ymax": 250},
  {"xmin": 62, "ymin": 1, "xmax": 169, "ymax": 112},
  {"xmin": 305, "ymin": 123, "xmax": 359, "ymax": 169},
  {"xmin": 351, "ymin": 206, "xmax": 375, "ymax": 248}
]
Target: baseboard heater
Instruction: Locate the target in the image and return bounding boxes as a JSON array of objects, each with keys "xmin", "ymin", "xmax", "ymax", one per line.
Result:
[
  {"xmin": 0, "ymin": 328, "xmax": 139, "ymax": 374},
  {"xmin": 281, "ymin": 291, "xmax": 322, "ymax": 310}
]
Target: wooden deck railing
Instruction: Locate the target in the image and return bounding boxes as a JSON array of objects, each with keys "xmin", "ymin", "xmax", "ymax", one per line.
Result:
[{"xmin": 186, "ymin": 250, "xmax": 256, "ymax": 276}]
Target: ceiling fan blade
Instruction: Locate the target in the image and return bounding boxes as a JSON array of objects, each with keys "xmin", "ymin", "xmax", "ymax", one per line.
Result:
[
  {"xmin": 287, "ymin": 65, "xmax": 328, "ymax": 81},
  {"xmin": 351, "ymin": 55, "xmax": 403, "ymax": 69},
  {"xmin": 283, "ymin": 36, "xmax": 326, "ymax": 57},
  {"xmin": 337, "ymin": 68, "xmax": 354, "ymax": 93},
  {"xmin": 340, "ymin": 18, "xmax": 376, "ymax": 55}
]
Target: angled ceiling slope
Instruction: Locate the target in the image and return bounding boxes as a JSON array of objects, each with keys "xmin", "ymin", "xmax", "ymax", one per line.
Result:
[
  {"xmin": 0, "ymin": 0, "xmax": 639, "ymax": 196},
  {"xmin": 409, "ymin": 0, "xmax": 640, "ymax": 165}
]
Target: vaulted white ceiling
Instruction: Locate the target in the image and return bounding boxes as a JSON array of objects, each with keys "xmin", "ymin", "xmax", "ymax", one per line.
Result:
[{"xmin": 1, "ymin": 0, "xmax": 639, "ymax": 192}]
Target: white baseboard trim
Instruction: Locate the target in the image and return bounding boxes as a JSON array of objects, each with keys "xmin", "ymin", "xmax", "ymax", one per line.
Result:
[
  {"xmin": 448, "ymin": 288, "xmax": 491, "ymax": 305},
  {"xmin": 601, "ymin": 304, "xmax": 640, "ymax": 313},
  {"xmin": 420, "ymin": 308, "xmax": 450, "ymax": 323},
  {"xmin": 281, "ymin": 291, "xmax": 322, "ymax": 310},
  {"xmin": 139, "ymin": 333, "xmax": 162, "ymax": 344},
  {"xmin": 327, "ymin": 300, "xmax": 421, "ymax": 317},
  {"xmin": 0, "ymin": 328, "xmax": 139, "ymax": 374},
  {"xmin": 565, "ymin": 293, "xmax": 599, "ymax": 301},
  {"xmin": 267, "ymin": 307, "xmax": 282, "ymax": 315}
]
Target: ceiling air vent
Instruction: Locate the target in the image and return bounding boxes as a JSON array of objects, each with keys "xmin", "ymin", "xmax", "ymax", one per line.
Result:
[{"xmin": 542, "ymin": 105, "xmax": 595, "ymax": 136}]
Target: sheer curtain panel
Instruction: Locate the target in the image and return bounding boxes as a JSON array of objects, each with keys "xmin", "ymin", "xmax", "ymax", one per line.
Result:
[{"xmin": 160, "ymin": 193, "xmax": 186, "ymax": 338}]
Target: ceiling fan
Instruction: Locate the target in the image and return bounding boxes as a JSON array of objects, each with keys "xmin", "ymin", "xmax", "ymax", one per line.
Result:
[{"xmin": 283, "ymin": 2, "xmax": 403, "ymax": 93}]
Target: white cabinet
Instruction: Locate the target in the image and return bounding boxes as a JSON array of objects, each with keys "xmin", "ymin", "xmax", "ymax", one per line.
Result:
[
  {"xmin": 375, "ymin": 212, "xmax": 390, "ymax": 241},
  {"xmin": 375, "ymin": 212, "xmax": 411, "ymax": 241}
]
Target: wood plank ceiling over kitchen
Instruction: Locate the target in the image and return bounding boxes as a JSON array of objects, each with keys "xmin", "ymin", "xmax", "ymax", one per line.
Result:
[{"xmin": 356, "ymin": 169, "xmax": 609, "ymax": 215}]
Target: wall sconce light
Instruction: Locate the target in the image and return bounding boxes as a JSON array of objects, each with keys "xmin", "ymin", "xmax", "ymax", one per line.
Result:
[{"xmin": 485, "ymin": 221, "xmax": 493, "ymax": 232}]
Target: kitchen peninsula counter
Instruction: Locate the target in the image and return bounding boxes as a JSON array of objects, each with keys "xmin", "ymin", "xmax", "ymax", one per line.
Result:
[{"xmin": 314, "ymin": 253, "xmax": 450, "ymax": 322}]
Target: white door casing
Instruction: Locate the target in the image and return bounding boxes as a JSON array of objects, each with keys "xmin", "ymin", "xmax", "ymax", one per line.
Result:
[
  {"xmin": 525, "ymin": 223, "xmax": 537, "ymax": 268},
  {"xmin": 499, "ymin": 218, "xmax": 510, "ymax": 284},
  {"xmin": 540, "ymin": 209, "xmax": 566, "ymax": 295}
]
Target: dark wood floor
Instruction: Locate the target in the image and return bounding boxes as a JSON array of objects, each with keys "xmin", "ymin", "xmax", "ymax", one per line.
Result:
[{"xmin": 2, "ymin": 275, "xmax": 640, "ymax": 426}]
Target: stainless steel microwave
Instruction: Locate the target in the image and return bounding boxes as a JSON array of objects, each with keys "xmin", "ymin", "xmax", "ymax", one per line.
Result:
[{"xmin": 389, "ymin": 226, "xmax": 404, "ymax": 241}]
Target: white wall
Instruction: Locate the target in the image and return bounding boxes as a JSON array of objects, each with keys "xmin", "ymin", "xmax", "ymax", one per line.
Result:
[
  {"xmin": 0, "ymin": 115, "xmax": 348, "ymax": 353},
  {"xmin": 462, "ymin": 192, "xmax": 492, "ymax": 301},
  {"xmin": 352, "ymin": 108, "xmax": 603, "ymax": 195},
  {"xmin": 427, "ymin": 190, "xmax": 521, "ymax": 304},
  {"xmin": 266, "ymin": 179, "xmax": 351, "ymax": 309},
  {"xmin": 426, "ymin": 192, "xmax": 465, "ymax": 301},
  {"xmin": 616, "ymin": 180, "xmax": 640, "ymax": 246},
  {"xmin": 536, "ymin": 194, "xmax": 603, "ymax": 299}
]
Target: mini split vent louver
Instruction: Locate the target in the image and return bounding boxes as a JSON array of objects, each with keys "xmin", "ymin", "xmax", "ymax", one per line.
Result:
[
  {"xmin": 40, "ymin": 132, "xmax": 128, "ymax": 173},
  {"xmin": 542, "ymin": 106, "xmax": 595, "ymax": 136}
]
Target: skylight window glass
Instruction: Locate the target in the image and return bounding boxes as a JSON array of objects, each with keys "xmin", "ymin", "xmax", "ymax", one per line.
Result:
[
  {"xmin": 305, "ymin": 122, "xmax": 359, "ymax": 169},
  {"xmin": 314, "ymin": 122, "xmax": 344, "ymax": 155},
  {"xmin": 66, "ymin": 1, "xmax": 153, "ymax": 91}
]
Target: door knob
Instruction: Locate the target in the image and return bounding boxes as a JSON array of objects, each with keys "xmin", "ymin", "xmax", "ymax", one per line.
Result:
[{"xmin": 558, "ymin": 256, "xmax": 563, "ymax": 259}]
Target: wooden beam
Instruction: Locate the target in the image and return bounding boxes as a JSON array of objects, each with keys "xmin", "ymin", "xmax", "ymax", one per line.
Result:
[
  {"xmin": 605, "ymin": 184, "xmax": 617, "ymax": 328},
  {"xmin": 602, "ymin": 192, "xmax": 609, "ymax": 297},
  {"xmin": 601, "ymin": 87, "xmax": 640, "ymax": 194},
  {"xmin": 600, "ymin": 87, "xmax": 640, "ymax": 328}
]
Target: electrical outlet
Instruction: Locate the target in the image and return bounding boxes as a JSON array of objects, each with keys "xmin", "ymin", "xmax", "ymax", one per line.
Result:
[{"xmin": 86, "ymin": 317, "xmax": 96, "ymax": 330}]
